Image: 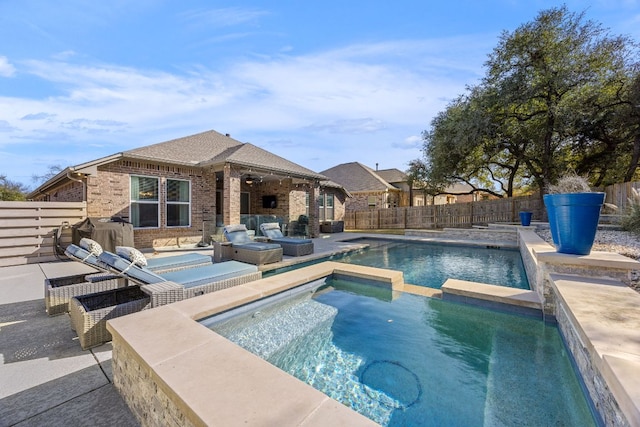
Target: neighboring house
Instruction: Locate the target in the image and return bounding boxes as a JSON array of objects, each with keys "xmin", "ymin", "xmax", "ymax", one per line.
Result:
[
  {"xmin": 321, "ymin": 162, "xmax": 478, "ymax": 211},
  {"xmin": 320, "ymin": 162, "xmax": 404, "ymax": 211},
  {"xmin": 412, "ymin": 182, "xmax": 479, "ymax": 206},
  {"xmin": 28, "ymin": 130, "xmax": 348, "ymax": 248}
]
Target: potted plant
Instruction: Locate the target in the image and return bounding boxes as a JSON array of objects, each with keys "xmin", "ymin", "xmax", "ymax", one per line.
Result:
[
  {"xmin": 543, "ymin": 174, "xmax": 605, "ymax": 255},
  {"xmin": 519, "ymin": 211, "xmax": 533, "ymax": 226}
]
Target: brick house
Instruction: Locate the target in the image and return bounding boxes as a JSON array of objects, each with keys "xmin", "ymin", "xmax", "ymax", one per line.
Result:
[
  {"xmin": 320, "ymin": 162, "xmax": 407, "ymax": 211},
  {"xmin": 320, "ymin": 162, "xmax": 479, "ymax": 211},
  {"xmin": 28, "ymin": 130, "xmax": 348, "ymax": 248}
]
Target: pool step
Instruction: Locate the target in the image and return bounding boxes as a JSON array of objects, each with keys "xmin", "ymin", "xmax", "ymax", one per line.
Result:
[
  {"xmin": 220, "ymin": 299, "xmax": 338, "ymax": 359},
  {"xmin": 441, "ymin": 278, "xmax": 543, "ymax": 318}
]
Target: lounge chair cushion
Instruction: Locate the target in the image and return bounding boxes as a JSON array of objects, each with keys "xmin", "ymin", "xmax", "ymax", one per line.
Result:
[
  {"xmin": 98, "ymin": 252, "xmax": 165, "ymax": 285},
  {"xmin": 224, "ymin": 224, "xmax": 253, "ymax": 244},
  {"xmin": 145, "ymin": 253, "xmax": 212, "ymax": 272},
  {"xmin": 115, "ymin": 246, "xmax": 148, "ymax": 267},
  {"xmin": 79, "ymin": 238, "xmax": 103, "ymax": 256},
  {"xmin": 98, "ymin": 252, "xmax": 258, "ymax": 289},
  {"xmin": 224, "ymin": 224, "xmax": 281, "ymax": 251},
  {"xmin": 260, "ymin": 223, "xmax": 313, "ymax": 245},
  {"xmin": 234, "ymin": 242, "xmax": 282, "ymax": 251},
  {"xmin": 260, "ymin": 223, "xmax": 285, "ymax": 239},
  {"xmin": 65, "ymin": 244, "xmax": 104, "ymax": 270},
  {"xmin": 159, "ymin": 261, "xmax": 258, "ymax": 289}
]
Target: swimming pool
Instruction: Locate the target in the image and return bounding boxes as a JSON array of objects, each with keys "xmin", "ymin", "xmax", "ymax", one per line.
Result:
[
  {"xmin": 268, "ymin": 239, "xmax": 530, "ymax": 290},
  {"xmin": 203, "ymin": 277, "xmax": 597, "ymax": 426}
]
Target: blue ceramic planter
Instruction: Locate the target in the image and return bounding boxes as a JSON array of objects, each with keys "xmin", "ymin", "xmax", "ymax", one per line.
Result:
[
  {"xmin": 543, "ymin": 193, "xmax": 605, "ymax": 255},
  {"xmin": 519, "ymin": 211, "xmax": 533, "ymax": 226}
]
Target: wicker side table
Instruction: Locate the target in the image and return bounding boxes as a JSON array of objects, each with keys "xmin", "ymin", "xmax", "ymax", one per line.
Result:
[
  {"xmin": 69, "ymin": 287, "xmax": 150, "ymax": 350},
  {"xmin": 45, "ymin": 272, "xmax": 125, "ymax": 316}
]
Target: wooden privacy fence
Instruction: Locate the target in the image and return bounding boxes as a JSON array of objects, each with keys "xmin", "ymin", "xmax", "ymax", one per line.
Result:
[
  {"xmin": 604, "ymin": 181, "xmax": 640, "ymax": 212},
  {"xmin": 345, "ymin": 195, "xmax": 544, "ymax": 230},
  {"xmin": 0, "ymin": 201, "xmax": 86, "ymax": 267}
]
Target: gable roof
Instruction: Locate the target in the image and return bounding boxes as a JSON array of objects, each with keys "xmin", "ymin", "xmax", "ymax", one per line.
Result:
[
  {"xmin": 320, "ymin": 162, "xmax": 397, "ymax": 192},
  {"xmin": 124, "ymin": 130, "xmax": 241, "ymax": 166},
  {"xmin": 376, "ymin": 168, "xmax": 407, "ymax": 184},
  {"xmin": 200, "ymin": 142, "xmax": 325, "ymax": 179},
  {"xmin": 28, "ymin": 129, "xmax": 328, "ymax": 198}
]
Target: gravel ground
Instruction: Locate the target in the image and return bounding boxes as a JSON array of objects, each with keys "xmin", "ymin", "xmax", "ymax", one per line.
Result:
[
  {"xmin": 536, "ymin": 228, "xmax": 640, "ymax": 260},
  {"xmin": 535, "ymin": 227, "xmax": 640, "ymax": 292}
]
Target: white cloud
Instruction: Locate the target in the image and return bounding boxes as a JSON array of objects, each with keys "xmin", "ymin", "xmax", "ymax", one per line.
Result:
[
  {"xmin": 0, "ymin": 56, "xmax": 16, "ymax": 77},
  {"xmin": 0, "ymin": 35, "xmax": 488, "ymax": 180}
]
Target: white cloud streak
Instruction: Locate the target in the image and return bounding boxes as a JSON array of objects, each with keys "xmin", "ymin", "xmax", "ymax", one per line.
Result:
[
  {"xmin": 0, "ymin": 56, "xmax": 16, "ymax": 77},
  {"xmin": 0, "ymin": 36, "xmax": 489, "ymax": 180}
]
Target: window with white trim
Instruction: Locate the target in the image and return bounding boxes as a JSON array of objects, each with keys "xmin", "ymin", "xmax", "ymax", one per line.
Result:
[
  {"xmin": 318, "ymin": 193, "xmax": 325, "ymax": 221},
  {"xmin": 325, "ymin": 193, "xmax": 334, "ymax": 220},
  {"xmin": 130, "ymin": 176, "xmax": 159, "ymax": 228},
  {"xmin": 166, "ymin": 179, "xmax": 191, "ymax": 227}
]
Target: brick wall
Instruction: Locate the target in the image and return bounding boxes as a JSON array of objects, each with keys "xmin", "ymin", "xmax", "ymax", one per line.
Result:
[
  {"xmin": 33, "ymin": 161, "xmax": 349, "ymax": 247},
  {"xmin": 346, "ymin": 191, "xmax": 388, "ymax": 211},
  {"xmin": 88, "ymin": 160, "xmax": 215, "ymax": 249},
  {"xmin": 32, "ymin": 181, "xmax": 84, "ymax": 202}
]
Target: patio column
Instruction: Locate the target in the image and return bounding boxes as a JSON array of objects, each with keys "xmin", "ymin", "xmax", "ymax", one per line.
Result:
[
  {"xmin": 308, "ymin": 182, "xmax": 320, "ymax": 238},
  {"xmin": 223, "ymin": 163, "xmax": 241, "ymax": 226}
]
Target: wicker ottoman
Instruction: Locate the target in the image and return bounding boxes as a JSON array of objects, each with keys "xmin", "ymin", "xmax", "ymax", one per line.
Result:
[
  {"xmin": 45, "ymin": 272, "xmax": 125, "ymax": 316},
  {"xmin": 69, "ymin": 287, "xmax": 150, "ymax": 350}
]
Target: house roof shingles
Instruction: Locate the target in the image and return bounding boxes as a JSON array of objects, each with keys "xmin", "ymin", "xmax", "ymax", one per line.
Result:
[
  {"xmin": 320, "ymin": 162, "xmax": 397, "ymax": 192},
  {"xmin": 124, "ymin": 130, "xmax": 240, "ymax": 166},
  {"xmin": 28, "ymin": 130, "xmax": 329, "ymax": 198},
  {"xmin": 376, "ymin": 168, "xmax": 407, "ymax": 184}
]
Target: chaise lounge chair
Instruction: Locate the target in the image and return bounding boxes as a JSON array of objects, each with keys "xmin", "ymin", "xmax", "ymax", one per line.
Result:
[
  {"xmin": 259, "ymin": 222, "xmax": 314, "ymax": 256},
  {"xmin": 68, "ymin": 244, "xmax": 261, "ymax": 349},
  {"xmin": 45, "ymin": 241, "xmax": 127, "ymax": 315},
  {"xmin": 49, "ymin": 239, "xmax": 214, "ymax": 315},
  {"xmin": 223, "ymin": 224, "xmax": 283, "ymax": 265}
]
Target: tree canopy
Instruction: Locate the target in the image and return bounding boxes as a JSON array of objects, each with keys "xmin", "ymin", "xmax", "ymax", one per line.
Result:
[
  {"xmin": 0, "ymin": 175, "xmax": 28, "ymax": 201},
  {"xmin": 412, "ymin": 6, "xmax": 640, "ymax": 197}
]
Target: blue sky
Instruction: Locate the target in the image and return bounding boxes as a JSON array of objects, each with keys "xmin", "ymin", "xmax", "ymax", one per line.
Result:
[{"xmin": 1, "ymin": 1, "xmax": 639, "ymax": 188}]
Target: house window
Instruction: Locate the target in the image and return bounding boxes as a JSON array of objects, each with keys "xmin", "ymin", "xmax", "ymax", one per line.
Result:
[
  {"xmin": 130, "ymin": 176, "xmax": 159, "ymax": 228},
  {"xmin": 324, "ymin": 194, "xmax": 334, "ymax": 220},
  {"xmin": 368, "ymin": 195, "xmax": 377, "ymax": 208},
  {"xmin": 318, "ymin": 194, "xmax": 325, "ymax": 221},
  {"xmin": 319, "ymin": 193, "xmax": 334, "ymax": 221},
  {"xmin": 166, "ymin": 179, "xmax": 190, "ymax": 227},
  {"xmin": 305, "ymin": 192, "xmax": 310, "ymax": 216}
]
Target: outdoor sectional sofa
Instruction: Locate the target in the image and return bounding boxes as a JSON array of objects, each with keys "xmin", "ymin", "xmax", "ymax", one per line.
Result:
[
  {"xmin": 223, "ymin": 224, "xmax": 283, "ymax": 265},
  {"xmin": 259, "ymin": 222, "xmax": 314, "ymax": 256}
]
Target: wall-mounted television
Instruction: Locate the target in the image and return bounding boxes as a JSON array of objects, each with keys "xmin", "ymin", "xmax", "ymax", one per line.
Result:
[{"xmin": 262, "ymin": 195, "xmax": 277, "ymax": 209}]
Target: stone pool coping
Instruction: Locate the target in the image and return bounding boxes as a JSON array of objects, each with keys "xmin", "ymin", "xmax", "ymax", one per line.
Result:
[{"xmin": 107, "ymin": 234, "xmax": 640, "ymax": 426}]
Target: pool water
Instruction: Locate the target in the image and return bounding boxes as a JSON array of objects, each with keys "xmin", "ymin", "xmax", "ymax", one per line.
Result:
[
  {"xmin": 336, "ymin": 239, "xmax": 530, "ymax": 289},
  {"xmin": 205, "ymin": 278, "xmax": 597, "ymax": 427}
]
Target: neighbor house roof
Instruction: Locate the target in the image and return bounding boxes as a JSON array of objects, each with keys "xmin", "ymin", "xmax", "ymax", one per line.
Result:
[
  {"xmin": 376, "ymin": 168, "xmax": 407, "ymax": 185},
  {"xmin": 28, "ymin": 130, "xmax": 328, "ymax": 198},
  {"xmin": 320, "ymin": 162, "xmax": 398, "ymax": 193}
]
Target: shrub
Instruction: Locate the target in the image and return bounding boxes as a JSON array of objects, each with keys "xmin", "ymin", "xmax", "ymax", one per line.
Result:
[
  {"xmin": 548, "ymin": 174, "xmax": 592, "ymax": 194},
  {"xmin": 622, "ymin": 187, "xmax": 640, "ymax": 234}
]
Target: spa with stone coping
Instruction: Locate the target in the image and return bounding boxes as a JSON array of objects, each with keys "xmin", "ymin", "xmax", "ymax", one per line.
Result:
[{"xmin": 107, "ymin": 233, "xmax": 640, "ymax": 427}]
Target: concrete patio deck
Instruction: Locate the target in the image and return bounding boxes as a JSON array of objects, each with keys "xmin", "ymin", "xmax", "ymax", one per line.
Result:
[{"xmin": 0, "ymin": 233, "xmax": 372, "ymax": 426}]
